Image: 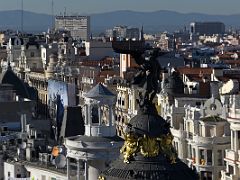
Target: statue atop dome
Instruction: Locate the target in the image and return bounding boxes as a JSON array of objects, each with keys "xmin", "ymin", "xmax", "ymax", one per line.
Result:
[
  {"xmin": 100, "ymin": 41, "xmax": 198, "ymax": 179},
  {"xmin": 131, "ymin": 48, "xmax": 161, "ymax": 109}
]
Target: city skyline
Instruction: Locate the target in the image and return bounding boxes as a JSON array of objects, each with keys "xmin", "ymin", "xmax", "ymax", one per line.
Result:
[{"xmin": 0, "ymin": 0, "xmax": 239, "ymax": 15}]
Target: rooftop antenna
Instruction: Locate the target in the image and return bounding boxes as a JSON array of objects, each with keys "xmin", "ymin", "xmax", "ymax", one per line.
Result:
[
  {"xmin": 64, "ymin": 7, "xmax": 67, "ymax": 17},
  {"xmin": 64, "ymin": 7, "xmax": 67, "ymax": 30},
  {"xmin": 21, "ymin": 0, "xmax": 24, "ymax": 33},
  {"xmin": 51, "ymin": 0, "xmax": 54, "ymax": 30}
]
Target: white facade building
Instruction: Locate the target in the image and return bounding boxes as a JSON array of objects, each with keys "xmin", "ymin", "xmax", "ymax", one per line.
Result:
[
  {"xmin": 221, "ymin": 94, "xmax": 240, "ymax": 180},
  {"xmin": 184, "ymin": 97, "xmax": 230, "ymax": 180},
  {"xmin": 115, "ymin": 84, "xmax": 138, "ymax": 137},
  {"xmin": 55, "ymin": 16, "xmax": 90, "ymax": 41},
  {"xmin": 158, "ymin": 88, "xmax": 231, "ymax": 180}
]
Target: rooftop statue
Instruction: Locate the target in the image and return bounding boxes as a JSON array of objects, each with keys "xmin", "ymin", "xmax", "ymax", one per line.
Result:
[{"xmin": 131, "ymin": 49, "xmax": 161, "ymax": 109}]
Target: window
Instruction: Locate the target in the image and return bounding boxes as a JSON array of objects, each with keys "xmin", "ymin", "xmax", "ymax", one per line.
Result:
[
  {"xmin": 205, "ymin": 126, "xmax": 210, "ymax": 137},
  {"xmin": 210, "ymin": 126, "xmax": 215, "ymax": 137},
  {"xmin": 91, "ymin": 105, "xmax": 99, "ymax": 123},
  {"xmin": 30, "ymin": 52, "xmax": 35, "ymax": 57},
  {"xmin": 201, "ymin": 171, "xmax": 212, "ymax": 180},
  {"xmin": 119, "ymin": 130, "xmax": 122, "ymax": 137},
  {"xmin": 200, "ymin": 149, "xmax": 205, "ymax": 165},
  {"xmin": 75, "ymin": 78, "xmax": 78, "ymax": 86},
  {"xmin": 188, "ymin": 144, "xmax": 192, "ymax": 159},
  {"xmin": 238, "ymin": 131, "xmax": 240, "ymax": 148},
  {"xmin": 118, "ymin": 99, "xmax": 121, "ymax": 106},
  {"xmin": 192, "ymin": 148, "xmax": 196, "ymax": 160},
  {"xmin": 16, "ymin": 174, "xmax": 21, "ymax": 178},
  {"xmin": 229, "ymin": 165, "xmax": 234, "ymax": 174},
  {"xmin": 207, "ymin": 150, "xmax": 212, "ymax": 165}
]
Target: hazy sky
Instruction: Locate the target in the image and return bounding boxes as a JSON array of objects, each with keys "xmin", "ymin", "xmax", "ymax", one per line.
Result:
[{"xmin": 0, "ymin": 0, "xmax": 239, "ymax": 15}]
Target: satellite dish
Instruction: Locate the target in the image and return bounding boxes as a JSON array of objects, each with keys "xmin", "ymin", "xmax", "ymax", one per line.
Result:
[{"xmin": 55, "ymin": 154, "xmax": 66, "ymax": 169}]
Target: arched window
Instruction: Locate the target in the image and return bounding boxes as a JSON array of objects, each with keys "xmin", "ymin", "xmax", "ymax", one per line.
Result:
[{"xmin": 91, "ymin": 105, "xmax": 99, "ymax": 123}]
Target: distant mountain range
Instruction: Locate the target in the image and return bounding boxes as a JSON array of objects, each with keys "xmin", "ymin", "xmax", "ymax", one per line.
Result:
[
  {"xmin": 0, "ymin": 10, "xmax": 52, "ymax": 33},
  {"xmin": 0, "ymin": 10, "xmax": 240, "ymax": 33}
]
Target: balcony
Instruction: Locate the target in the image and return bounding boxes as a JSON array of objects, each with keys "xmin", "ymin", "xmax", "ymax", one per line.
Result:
[
  {"xmin": 228, "ymin": 108, "xmax": 240, "ymax": 119},
  {"xmin": 225, "ymin": 149, "xmax": 238, "ymax": 161},
  {"xmin": 192, "ymin": 135, "xmax": 230, "ymax": 145},
  {"xmin": 222, "ymin": 172, "xmax": 238, "ymax": 180}
]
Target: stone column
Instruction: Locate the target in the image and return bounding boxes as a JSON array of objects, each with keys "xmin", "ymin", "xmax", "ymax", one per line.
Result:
[
  {"xmin": 133, "ymin": 90, "xmax": 136, "ymax": 112},
  {"xmin": 235, "ymin": 131, "xmax": 239, "ymax": 151},
  {"xmin": 85, "ymin": 161, "xmax": 89, "ymax": 180},
  {"xmin": 196, "ymin": 147, "xmax": 200, "ymax": 165},
  {"xmin": 88, "ymin": 104, "xmax": 92, "ymax": 136},
  {"xmin": 67, "ymin": 157, "xmax": 70, "ymax": 180},
  {"xmin": 179, "ymin": 140, "xmax": 185, "ymax": 159},
  {"xmin": 109, "ymin": 105, "xmax": 113, "ymax": 126},
  {"xmin": 231, "ymin": 130, "xmax": 234, "ymax": 150},
  {"xmin": 77, "ymin": 159, "xmax": 81, "ymax": 180},
  {"xmin": 88, "ymin": 104, "xmax": 92, "ymax": 125},
  {"xmin": 85, "ymin": 105, "xmax": 88, "ymax": 125},
  {"xmin": 98, "ymin": 105, "xmax": 102, "ymax": 126}
]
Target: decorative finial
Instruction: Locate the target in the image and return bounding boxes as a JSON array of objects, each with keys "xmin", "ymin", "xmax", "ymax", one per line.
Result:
[{"xmin": 139, "ymin": 25, "xmax": 144, "ymax": 41}]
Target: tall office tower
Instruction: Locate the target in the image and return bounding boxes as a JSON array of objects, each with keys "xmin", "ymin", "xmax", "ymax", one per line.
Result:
[
  {"xmin": 190, "ymin": 22, "xmax": 225, "ymax": 35},
  {"xmin": 55, "ymin": 15, "xmax": 90, "ymax": 41}
]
